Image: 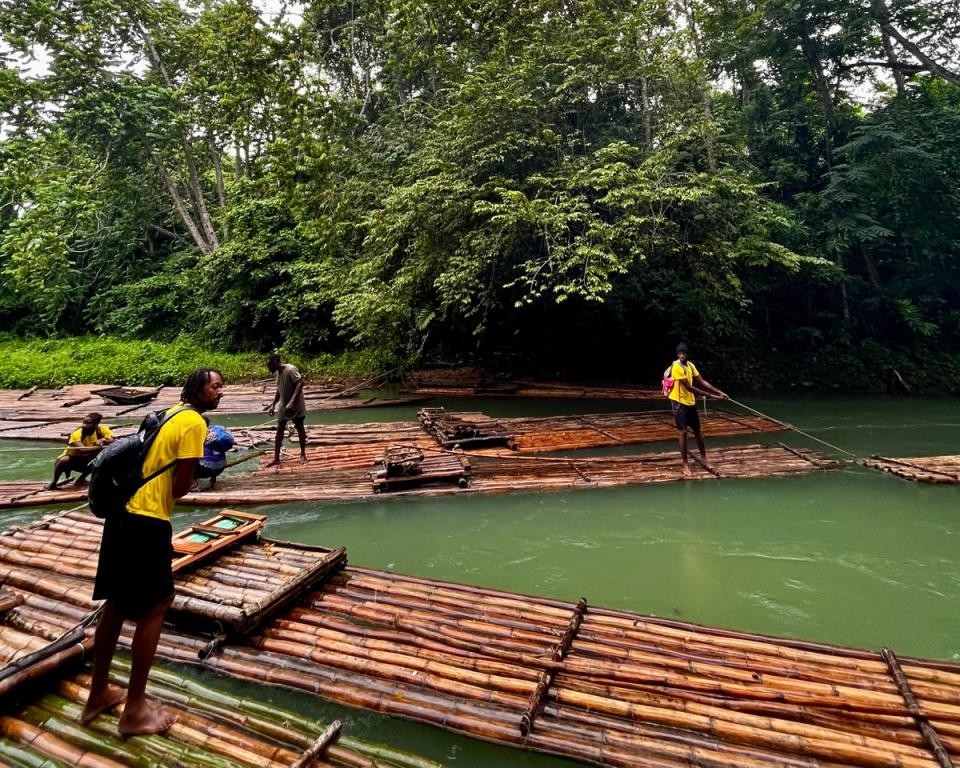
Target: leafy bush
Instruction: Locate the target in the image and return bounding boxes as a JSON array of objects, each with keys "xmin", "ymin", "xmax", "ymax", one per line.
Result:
[{"xmin": 0, "ymin": 335, "xmax": 387, "ymax": 388}]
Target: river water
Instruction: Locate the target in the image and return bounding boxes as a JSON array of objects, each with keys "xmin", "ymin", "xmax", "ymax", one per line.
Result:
[{"xmin": 2, "ymin": 394, "xmax": 959, "ymax": 766}]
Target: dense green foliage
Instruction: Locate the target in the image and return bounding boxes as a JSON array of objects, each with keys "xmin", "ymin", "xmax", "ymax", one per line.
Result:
[
  {"xmin": 0, "ymin": 336, "xmax": 385, "ymax": 388},
  {"xmin": 1, "ymin": 0, "xmax": 958, "ymax": 388}
]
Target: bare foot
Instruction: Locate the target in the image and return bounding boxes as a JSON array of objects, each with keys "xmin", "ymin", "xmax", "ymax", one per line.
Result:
[
  {"xmin": 681, "ymin": 465, "xmax": 693, "ymax": 478},
  {"xmin": 299, "ymin": 455, "xmax": 308, "ymax": 465},
  {"xmin": 264, "ymin": 458, "xmax": 280, "ymax": 468},
  {"xmin": 118, "ymin": 702, "xmax": 175, "ymax": 738},
  {"xmin": 80, "ymin": 685, "xmax": 126, "ymax": 725}
]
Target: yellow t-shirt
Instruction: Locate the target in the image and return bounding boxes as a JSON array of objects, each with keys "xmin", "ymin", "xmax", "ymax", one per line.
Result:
[
  {"xmin": 60, "ymin": 425, "xmax": 114, "ymax": 458},
  {"xmin": 668, "ymin": 360, "xmax": 700, "ymax": 407},
  {"xmin": 126, "ymin": 404, "xmax": 205, "ymax": 521}
]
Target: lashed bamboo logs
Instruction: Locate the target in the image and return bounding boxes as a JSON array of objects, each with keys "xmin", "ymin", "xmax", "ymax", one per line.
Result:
[
  {"xmin": 883, "ymin": 648, "xmax": 956, "ymax": 768},
  {"xmin": 0, "ymin": 382, "xmax": 426, "ymax": 427},
  {"xmin": 862, "ymin": 456, "xmax": 960, "ymax": 485},
  {"xmin": 402, "ymin": 368, "xmax": 664, "ymax": 399},
  {"xmin": 4, "ymin": 508, "xmax": 960, "ymax": 767},
  {"xmin": 519, "ymin": 597, "xmax": 587, "ymax": 736}
]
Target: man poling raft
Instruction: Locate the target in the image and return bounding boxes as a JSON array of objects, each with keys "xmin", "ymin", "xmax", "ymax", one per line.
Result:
[{"xmin": 663, "ymin": 342, "xmax": 728, "ymax": 476}]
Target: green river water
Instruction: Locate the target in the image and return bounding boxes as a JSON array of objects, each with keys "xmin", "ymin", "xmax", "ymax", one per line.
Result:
[{"xmin": 2, "ymin": 394, "xmax": 959, "ymax": 767}]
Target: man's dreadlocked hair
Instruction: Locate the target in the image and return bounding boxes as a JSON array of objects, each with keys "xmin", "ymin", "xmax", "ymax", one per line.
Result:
[{"xmin": 181, "ymin": 368, "xmax": 222, "ymax": 407}]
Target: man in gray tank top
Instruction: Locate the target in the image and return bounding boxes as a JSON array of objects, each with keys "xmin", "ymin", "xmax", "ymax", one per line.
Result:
[{"xmin": 265, "ymin": 353, "xmax": 308, "ymax": 467}]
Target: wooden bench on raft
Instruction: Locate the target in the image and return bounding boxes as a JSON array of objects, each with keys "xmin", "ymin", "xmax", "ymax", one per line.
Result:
[
  {"xmin": 370, "ymin": 444, "xmax": 471, "ymax": 493},
  {"xmin": 167, "ymin": 510, "xmax": 348, "ymax": 659},
  {"xmin": 418, "ymin": 406, "xmax": 516, "ymax": 449}
]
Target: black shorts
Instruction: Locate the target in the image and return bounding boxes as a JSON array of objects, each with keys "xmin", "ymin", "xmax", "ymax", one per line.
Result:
[
  {"xmin": 93, "ymin": 513, "xmax": 174, "ymax": 619},
  {"xmin": 61, "ymin": 455, "xmax": 93, "ymax": 473},
  {"xmin": 672, "ymin": 402, "xmax": 701, "ymax": 433},
  {"xmin": 278, "ymin": 415, "xmax": 305, "ymax": 430}
]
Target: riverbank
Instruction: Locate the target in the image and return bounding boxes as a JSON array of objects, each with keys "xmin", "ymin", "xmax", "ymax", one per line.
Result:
[
  {"xmin": 2, "ymin": 334, "xmax": 958, "ymax": 395},
  {"xmin": 0, "ymin": 335, "xmax": 389, "ymax": 388}
]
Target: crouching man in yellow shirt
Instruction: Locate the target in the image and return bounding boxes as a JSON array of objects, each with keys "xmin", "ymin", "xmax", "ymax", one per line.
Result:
[
  {"xmin": 667, "ymin": 342, "xmax": 728, "ymax": 477},
  {"xmin": 48, "ymin": 412, "xmax": 115, "ymax": 489},
  {"xmin": 81, "ymin": 368, "xmax": 223, "ymax": 737}
]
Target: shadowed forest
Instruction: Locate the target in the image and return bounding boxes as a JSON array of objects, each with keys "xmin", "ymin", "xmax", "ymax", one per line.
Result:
[{"xmin": 1, "ymin": 0, "xmax": 959, "ymax": 389}]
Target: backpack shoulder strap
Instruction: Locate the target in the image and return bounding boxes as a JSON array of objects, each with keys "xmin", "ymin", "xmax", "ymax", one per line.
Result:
[{"xmin": 139, "ymin": 405, "xmax": 200, "ymax": 482}]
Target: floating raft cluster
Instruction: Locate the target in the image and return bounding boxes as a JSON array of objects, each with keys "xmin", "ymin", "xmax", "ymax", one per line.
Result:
[
  {"xmin": 259, "ymin": 407, "xmax": 786, "ymax": 457},
  {"xmin": 863, "ymin": 456, "xmax": 960, "ymax": 485},
  {"xmin": 0, "ymin": 382, "xmax": 427, "ymax": 434},
  {"xmin": 403, "ymin": 367, "xmax": 663, "ymax": 399},
  {"xmin": 0, "ymin": 443, "xmax": 838, "ymax": 509},
  {"xmin": 4, "ymin": 508, "xmax": 959, "ymax": 768},
  {"xmin": 1, "ymin": 660, "xmax": 444, "ymax": 768}
]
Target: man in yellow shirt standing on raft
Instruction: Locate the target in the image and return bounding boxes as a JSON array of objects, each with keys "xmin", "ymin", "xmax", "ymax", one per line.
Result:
[
  {"xmin": 667, "ymin": 342, "xmax": 728, "ymax": 477},
  {"xmin": 81, "ymin": 368, "xmax": 224, "ymax": 736}
]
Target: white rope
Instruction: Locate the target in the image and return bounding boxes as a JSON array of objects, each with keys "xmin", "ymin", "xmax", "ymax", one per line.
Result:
[{"xmin": 726, "ymin": 397, "xmax": 859, "ymax": 458}]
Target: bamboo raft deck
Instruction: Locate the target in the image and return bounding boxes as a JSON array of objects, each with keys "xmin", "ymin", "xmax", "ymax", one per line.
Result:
[
  {"xmin": 862, "ymin": 455, "xmax": 960, "ymax": 485},
  {"xmin": 402, "ymin": 368, "xmax": 663, "ymax": 399},
  {"xmin": 0, "ymin": 443, "xmax": 840, "ymax": 509},
  {"xmin": 243, "ymin": 408, "xmax": 786, "ymax": 456},
  {"xmin": 0, "ymin": 383, "xmax": 429, "ymax": 427},
  {"xmin": 0, "ymin": 509, "xmax": 346, "ymax": 697},
  {"xmin": 2, "ymin": 509, "xmax": 959, "ymax": 768},
  {"xmin": 0, "ymin": 406, "xmax": 781, "ymax": 449},
  {"xmin": 1, "ymin": 662, "xmax": 443, "ymax": 768}
]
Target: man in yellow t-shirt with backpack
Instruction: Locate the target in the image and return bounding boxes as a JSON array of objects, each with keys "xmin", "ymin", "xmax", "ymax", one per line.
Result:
[
  {"xmin": 666, "ymin": 342, "xmax": 728, "ymax": 477},
  {"xmin": 81, "ymin": 368, "xmax": 223, "ymax": 737}
]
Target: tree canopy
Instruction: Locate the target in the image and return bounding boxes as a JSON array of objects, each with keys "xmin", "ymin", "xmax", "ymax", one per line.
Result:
[{"xmin": 1, "ymin": 0, "xmax": 958, "ymax": 387}]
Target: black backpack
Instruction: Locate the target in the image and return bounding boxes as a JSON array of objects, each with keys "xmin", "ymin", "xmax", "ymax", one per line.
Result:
[{"xmin": 87, "ymin": 406, "xmax": 197, "ymax": 519}]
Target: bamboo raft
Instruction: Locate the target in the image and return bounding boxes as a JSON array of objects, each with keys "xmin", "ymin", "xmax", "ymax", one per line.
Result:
[
  {"xmin": 2, "ymin": 509, "xmax": 959, "ymax": 768},
  {"xmin": 0, "ymin": 443, "xmax": 839, "ymax": 509},
  {"xmin": 0, "ymin": 383, "xmax": 429, "ymax": 426},
  {"xmin": 402, "ymin": 368, "xmax": 663, "ymax": 399},
  {"xmin": 862, "ymin": 456, "xmax": 960, "ymax": 485},
  {"xmin": 246, "ymin": 408, "xmax": 786, "ymax": 456},
  {"xmin": 0, "ymin": 509, "xmax": 346, "ymax": 696},
  {"xmin": 0, "ymin": 661, "xmax": 444, "ymax": 768}
]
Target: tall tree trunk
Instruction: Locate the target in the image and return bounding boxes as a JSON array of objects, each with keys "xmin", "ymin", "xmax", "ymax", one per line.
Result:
[
  {"xmin": 209, "ymin": 137, "xmax": 227, "ymax": 210},
  {"xmin": 870, "ymin": 0, "xmax": 960, "ymax": 87},
  {"xmin": 209, "ymin": 137, "xmax": 229, "ymax": 240},
  {"xmin": 182, "ymin": 142, "xmax": 220, "ymax": 251},
  {"xmin": 641, "ymin": 76, "xmax": 652, "ymax": 150},
  {"xmin": 798, "ymin": 30, "xmax": 835, "ymax": 168},
  {"xmin": 135, "ymin": 16, "xmax": 220, "ymax": 252},
  {"xmin": 881, "ymin": 33, "xmax": 906, "ymax": 95},
  {"xmin": 145, "ymin": 142, "xmax": 211, "ymax": 255},
  {"xmin": 234, "ymin": 144, "xmax": 243, "ymax": 183},
  {"xmin": 680, "ymin": 0, "xmax": 716, "ymax": 171},
  {"xmin": 861, "ymin": 244, "xmax": 881, "ymax": 291}
]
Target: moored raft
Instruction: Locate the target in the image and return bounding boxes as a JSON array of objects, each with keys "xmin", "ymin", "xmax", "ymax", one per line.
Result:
[
  {"xmin": 0, "ymin": 509, "xmax": 346, "ymax": 694},
  {"xmin": 0, "ymin": 443, "xmax": 839, "ymax": 509},
  {"xmin": 862, "ymin": 455, "xmax": 960, "ymax": 485},
  {"xmin": 3, "ymin": 508, "xmax": 959, "ymax": 767},
  {"xmin": 0, "ymin": 660, "xmax": 445, "ymax": 768},
  {"xmin": 402, "ymin": 368, "xmax": 664, "ymax": 399},
  {"xmin": 0, "ymin": 382, "xmax": 429, "ymax": 426}
]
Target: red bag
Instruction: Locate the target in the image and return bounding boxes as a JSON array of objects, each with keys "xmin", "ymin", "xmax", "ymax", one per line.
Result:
[{"xmin": 661, "ymin": 365, "xmax": 674, "ymax": 397}]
